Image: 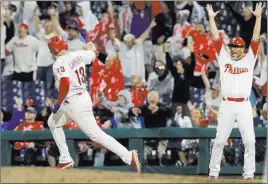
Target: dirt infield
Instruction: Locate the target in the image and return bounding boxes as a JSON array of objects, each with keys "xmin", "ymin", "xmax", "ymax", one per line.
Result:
[{"xmin": 1, "ymin": 167, "xmax": 262, "ymax": 183}]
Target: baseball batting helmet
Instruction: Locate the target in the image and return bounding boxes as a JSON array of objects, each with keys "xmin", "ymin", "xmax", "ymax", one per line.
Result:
[
  {"xmin": 227, "ymin": 37, "xmax": 245, "ymax": 48},
  {"xmin": 48, "ymin": 36, "xmax": 68, "ymax": 55}
]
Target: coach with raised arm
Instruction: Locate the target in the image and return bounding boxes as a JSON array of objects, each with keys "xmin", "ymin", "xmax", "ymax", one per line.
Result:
[{"xmin": 206, "ymin": 3, "xmax": 264, "ymax": 180}]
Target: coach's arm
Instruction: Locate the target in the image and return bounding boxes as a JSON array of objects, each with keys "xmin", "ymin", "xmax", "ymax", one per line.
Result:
[
  {"xmin": 206, "ymin": 4, "xmax": 220, "ymax": 41},
  {"xmin": 252, "ymin": 3, "xmax": 264, "ymax": 42}
]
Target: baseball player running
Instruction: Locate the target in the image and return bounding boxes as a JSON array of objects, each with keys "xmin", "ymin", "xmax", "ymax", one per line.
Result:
[
  {"xmin": 206, "ymin": 3, "xmax": 264, "ymax": 180},
  {"xmin": 47, "ymin": 36, "xmax": 140, "ymax": 172}
]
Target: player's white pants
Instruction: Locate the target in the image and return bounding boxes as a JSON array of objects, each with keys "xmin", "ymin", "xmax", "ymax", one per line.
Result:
[
  {"xmin": 47, "ymin": 92, "xmax": 132, "ymax": 165},
  {"xmin": 209, "ymin": 100, "xmax": 255, "ymax": 179}
]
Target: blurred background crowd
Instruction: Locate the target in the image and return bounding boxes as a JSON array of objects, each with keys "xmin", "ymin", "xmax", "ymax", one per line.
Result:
[{"xmin": 1, "ymin": 1, "xmax": 267, "ymax": 168}]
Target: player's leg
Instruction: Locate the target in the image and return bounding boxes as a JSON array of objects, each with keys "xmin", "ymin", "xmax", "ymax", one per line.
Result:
[
  {"xmin": 209, "ymin": 102, "xmax": 236, "ymax": 178},
  {"xmin": 236, "ymin": 102, "xmax": 255, "ymax": 179},
  {"xmin": 64, "ymin": 93, "xmax": 140, "ymax": 171},
  {"xmin": 47, "ymin": 108, "xmax": 74, "ymax": 167},
  {"xmin": 67, "ymin": 108, "xmax": 133, "ymax": 164}
]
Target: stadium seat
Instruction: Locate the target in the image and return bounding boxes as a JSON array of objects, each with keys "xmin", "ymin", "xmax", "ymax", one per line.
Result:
[
  {"xmin": 1, "ymin": 81, "xmax": 23, "ymax": 111},
  {"xmin": 1, "ymin": 97, "xmax": 18, "ymax": 112},
  {"xmin": 1, "ymin": 81, "xmax": 22, "ymax": 89},
  {"xmin": 22, "ymin": 81, "xmax": 46, "ymax": 111},
  {"xmin": 190, "ymin": 87, "xmax": 205, "ymax": 108},
  {"xmin": 23, "ymin": 81, "xmax": 45, "ymax": 90},
  {"xmin": 45, "ymin": 88, "xmax": 58, "ymax": 99}
]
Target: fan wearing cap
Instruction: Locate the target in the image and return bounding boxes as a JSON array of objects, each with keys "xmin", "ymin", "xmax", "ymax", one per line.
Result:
[
  {"xmin": 12, "ymin": 106, "xmax": 44, "ymax": 131},
  {"xmin": 48, "ymin": 7, "xmax": 85, "ymax": 51},
  {"xmin": 5, "ymin": 23, "xmax": 40, "ymax": 82},
  {"xmin": 13, "ymin": 106, "xmax": 44, "ymax": 140},
  {"xmin": 13, "ymin": 106, "xmax": 45, "ymax": 165},
  {"xmin": 206, "ymin": 3, "xmax": 264, "ymax": 180}
]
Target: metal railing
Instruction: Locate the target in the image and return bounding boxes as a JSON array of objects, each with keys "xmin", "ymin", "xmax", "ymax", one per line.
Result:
[{"xmin": 1, "ymin": 127, "xmax": 267, "ymax": 175}]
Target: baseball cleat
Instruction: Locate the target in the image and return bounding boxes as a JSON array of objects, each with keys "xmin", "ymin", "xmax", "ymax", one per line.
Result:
[
  {"xmin": 56, "ymin": 161, "xmax": 74, "ymax": 170},
  {"xmin": 244, "ymin": 177, "xmax": 254, "ymax": 181},
  {"xmin": 208, "ymin": 176, "xmax": 217, "ymax": 179},
  {"xmin": 131, "ymin": 150, "xmax": 141, "ymax": 173}
]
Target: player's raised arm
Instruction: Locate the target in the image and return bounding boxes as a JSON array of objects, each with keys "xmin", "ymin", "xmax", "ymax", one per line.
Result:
[
  {"xmin": 251, "ymin": 3, "xmax": 265, "ymax": 55},
  {"xmin": 80, "ymin": 42, "xmax": 99, "ymax": 65}
]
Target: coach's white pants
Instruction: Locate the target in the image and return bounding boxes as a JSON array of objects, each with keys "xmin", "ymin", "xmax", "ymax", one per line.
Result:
[
  {"xmin": 47, "ymin": 92, "xmax": 132, "ymax": 165},
  {"xmin": 209, "ymin": 100, "xmax": 255, "ymax": 179}
]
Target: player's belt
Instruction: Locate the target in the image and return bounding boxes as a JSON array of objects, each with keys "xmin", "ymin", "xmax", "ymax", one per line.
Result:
[{"xmin": 222, "ymin": 97, "xmax": 248, "ymax": 102}]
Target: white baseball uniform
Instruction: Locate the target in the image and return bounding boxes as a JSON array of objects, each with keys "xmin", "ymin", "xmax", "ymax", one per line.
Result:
[
  {"xmin": 48, "ymin": 50, "xmax": 132, "ymax": 165},
  {"xmin": 209, "ymin": 39, "xmax": 259, "ymax": 179}
]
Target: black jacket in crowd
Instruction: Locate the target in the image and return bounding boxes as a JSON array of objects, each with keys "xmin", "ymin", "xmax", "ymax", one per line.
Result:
[
  {"xmin": 166, "ymin": 52, "xmax": 195, "ymax": 104},
  {"xmin": 152, "ymin": 2, "xmax": 176, "ymax": 45},
  {"xmin": 129, "ymin": 103, "xmax": 172, "ymax": 128},
  {"xmin": 227, "ymin": 2, "xmax": 267, "ymax": 48}
]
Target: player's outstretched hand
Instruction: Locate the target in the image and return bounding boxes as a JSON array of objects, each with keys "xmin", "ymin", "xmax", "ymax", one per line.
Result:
[
  {"xmin": 52, "ymin": 103, "xmax": 61, "ymax": 114},
  {"xmin": 251, "ymin": 2, "xmax": 265, "ymax": 17},
  {"xmin": 206, "ymin": 4, "xmax": 219, "ymax": 18}
]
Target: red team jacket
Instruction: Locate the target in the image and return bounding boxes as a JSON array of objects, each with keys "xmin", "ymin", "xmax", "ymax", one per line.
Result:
[
  {"xmin": 182, "ymin": 25, "xmax": 217, "ymax": 73},
  {"xmin": 89, "ymin": 15, "xmax": 120, "ymax": 55},
  {"xmin": 131, "ymin": 86, "xmax": 148, "ymax": 107},
  {"xmin": 90, "ymin": 58, "xmax": 124, "ymax": 105}
]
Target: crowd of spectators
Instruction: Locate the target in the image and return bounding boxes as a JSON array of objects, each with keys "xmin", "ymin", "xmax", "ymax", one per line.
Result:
[{"xmin": 1, "ymin": 1, "xmax": 267, "ymax": 167}]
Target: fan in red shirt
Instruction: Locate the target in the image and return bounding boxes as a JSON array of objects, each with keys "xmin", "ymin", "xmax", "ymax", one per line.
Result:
[
  {"xmin": 90, "ymin": 58, "xmax": 106, "ymax": 106},
  {"xmin": 130, "ymin": 75, "xmax": 148, "ymax": 107},
  {"xmin": 89, "ymin": 1, "xmax": 120, "ymax": 55},
  {"xmin": 90, "ymin": 56, "xmax": 124, "ymax": 106},
  {"xmin": 101, "ymin": 56, "xmax": 124, "ymax": 101},
  {"xmin": 183, "ymin": 24, "xmax": 217, "ymax": 74},
  {"xmin": 13, "ymin": 107, "xmax": 45, "ymax": 150}
]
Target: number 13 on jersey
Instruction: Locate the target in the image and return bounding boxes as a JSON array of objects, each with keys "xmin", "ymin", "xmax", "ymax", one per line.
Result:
[{"xmin": 75, "ymin": 66, "xmax": 85, "ymax": 85}]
